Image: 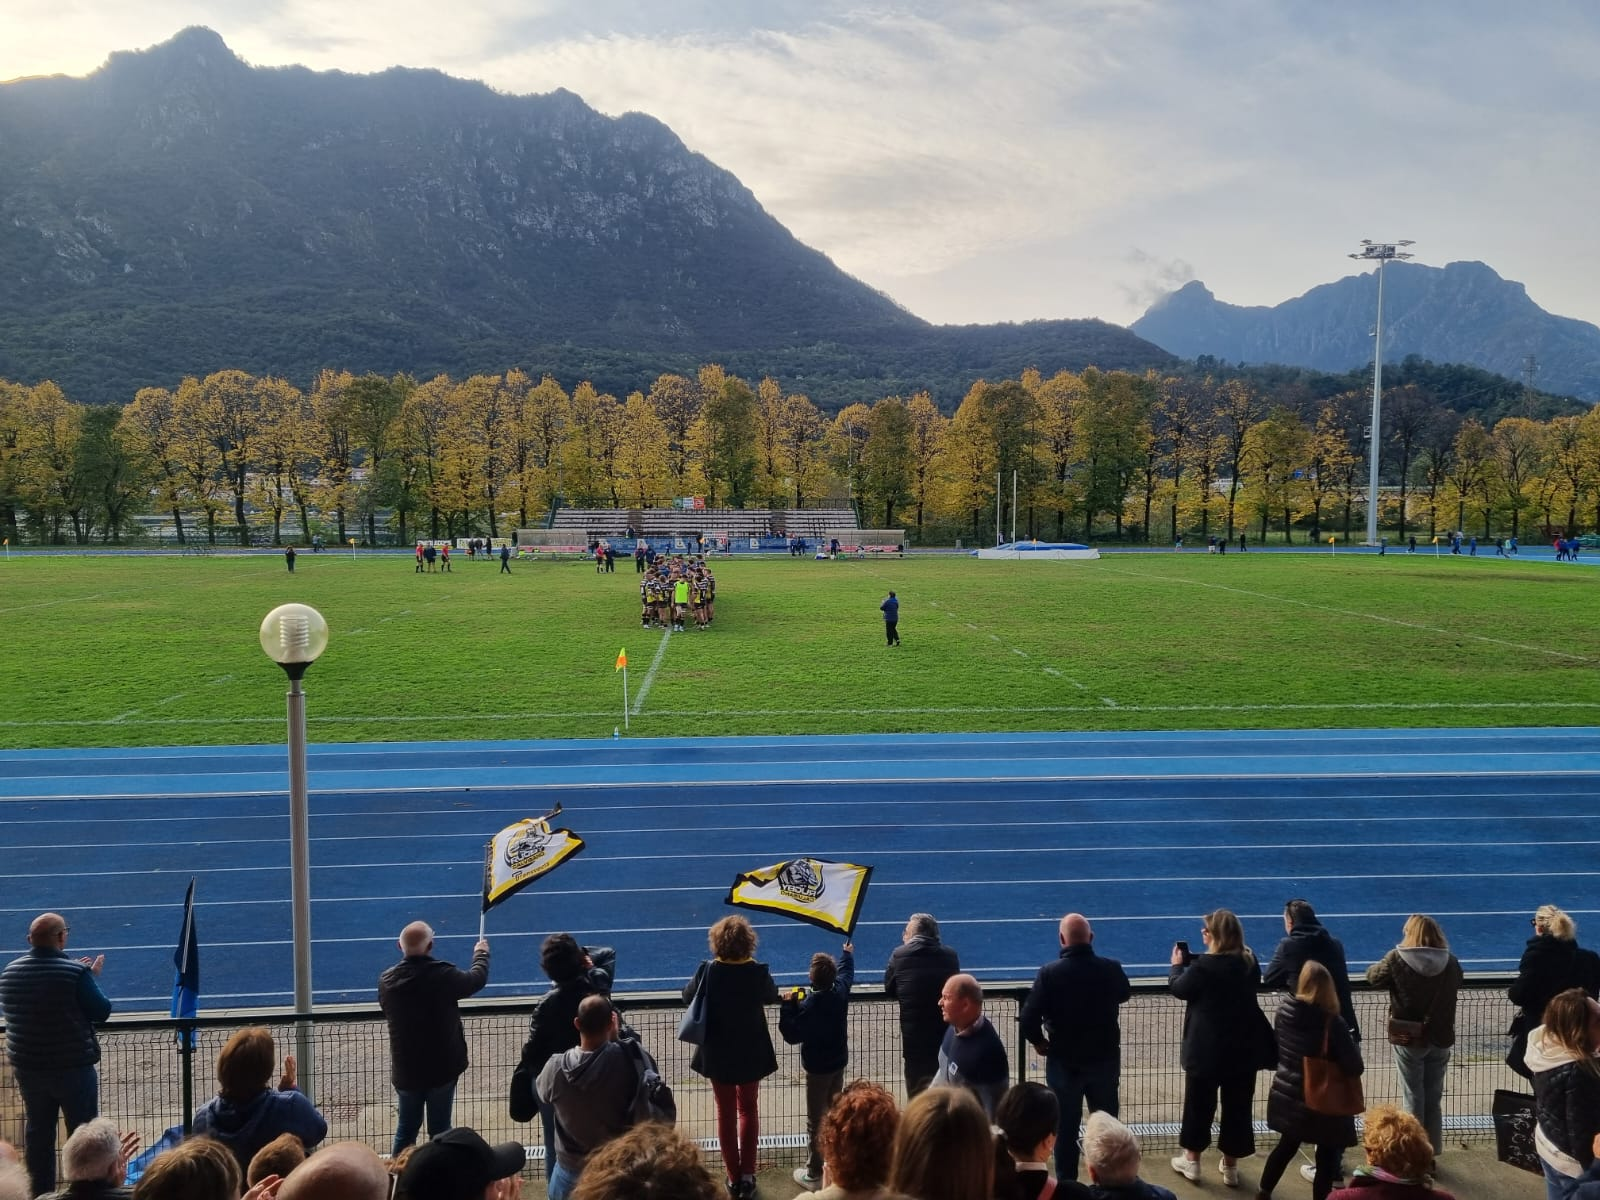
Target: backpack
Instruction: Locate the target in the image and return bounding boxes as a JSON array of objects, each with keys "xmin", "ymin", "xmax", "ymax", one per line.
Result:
[{"xmin": 619, "ymin": 1033, "xmax": 676, "ymax": 1126}]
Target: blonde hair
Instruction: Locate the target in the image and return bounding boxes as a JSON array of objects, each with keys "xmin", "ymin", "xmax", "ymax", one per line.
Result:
[
  {"xmin": 1401, "ymin": 914, "xmax": 1447, "ymax": 950},
  {"xmin": 708, "ymin": 914, "xmax": 756, "ymax": 960},
  {"xmin": 1204, "ymin": 909, "xmax": 1252, "ymax": 961},
  {"xmin": 1361, "ymin": 1105, "xmax": 1434, "ymax": 1179},
  {"xmin": 889, "ymin": 1087, "xmax": 993, "ymax": 1200},
  {"xmin": 1536, "ymin": 905, "xmax": 1577, "ymax": 941},
  {"xmin": 1296, "ymin": 960, "xmax": 1340, "ymax": 1016}
]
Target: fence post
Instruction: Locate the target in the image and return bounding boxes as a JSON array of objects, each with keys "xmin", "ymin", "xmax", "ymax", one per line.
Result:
[{"xmin": 180, "ymin": 1025, "xmax": 195, "ymax": 1135}]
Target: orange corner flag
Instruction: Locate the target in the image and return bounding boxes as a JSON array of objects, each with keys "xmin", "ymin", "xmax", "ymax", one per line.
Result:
[{"xmin": 616, "ymin": 648, "xmax": 627, "ymax": 671}]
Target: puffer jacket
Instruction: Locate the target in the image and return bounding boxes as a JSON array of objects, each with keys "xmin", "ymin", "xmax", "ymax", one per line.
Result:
[
  {"xmin": 1265, "ymin": 996, "xmax": 1362, "ymax": 1148},
  {"xmin": 1508, "ymin": 935, "xmax": 1600, "ymax": 1035},
  {"xmin": 1366, "ymin": 946, "xmax": 1463, "ymax": 1048},
  {"xmin": 1526, "ymin": 1023, "xmax": 1600, "ymax": 1172}
]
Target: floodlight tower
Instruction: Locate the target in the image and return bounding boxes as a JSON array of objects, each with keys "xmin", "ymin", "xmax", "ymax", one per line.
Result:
[{"xmin": 1349, "ymin": 239, "xmax": 1415, "ymax": 546}]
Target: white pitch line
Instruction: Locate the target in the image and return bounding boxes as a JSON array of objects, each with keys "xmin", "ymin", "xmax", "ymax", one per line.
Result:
[{"xmin": 629, "ymin": 628, "xmax": 673, "ymax": 716}]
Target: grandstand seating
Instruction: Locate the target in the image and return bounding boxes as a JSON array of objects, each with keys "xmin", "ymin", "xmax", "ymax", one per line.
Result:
[
  {"xmin": 772, "ymin": 508, "xmax": 858, "ymax": 540},
  {"xmin": 543, "ymin": 505, "xmax": 863, "ymax": 543}
]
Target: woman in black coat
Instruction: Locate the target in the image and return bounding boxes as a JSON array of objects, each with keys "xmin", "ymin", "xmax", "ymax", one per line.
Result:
[
  {"xmin": 683, "ymin": 914, "xmax": 780, "ymax": 1200},
  {"xmin": 1509, "ymin": 905, "xmax": 1600, "ymax": 1081},
  {"xmin": 1167, "ymin": 909, "xmax": 1266, "ymax": 1188},
  {"xmin": 1258, "ymin": 961, "xmax": 1363, "ymax": 1200}
]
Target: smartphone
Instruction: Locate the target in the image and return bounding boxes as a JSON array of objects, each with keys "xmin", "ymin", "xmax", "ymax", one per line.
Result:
[{"xmin": 1174, "ymin": 940, "xmax": 1192, "ymax": 965}]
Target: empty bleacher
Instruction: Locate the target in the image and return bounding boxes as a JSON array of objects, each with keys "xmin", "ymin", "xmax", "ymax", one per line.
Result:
[
  {"xmin": 543, "ymin": 505, "xmax": 866, "ymax": 545},
  {"xmin": 772, "ymin": 508, "xmax": 858, "ymax": 541}
]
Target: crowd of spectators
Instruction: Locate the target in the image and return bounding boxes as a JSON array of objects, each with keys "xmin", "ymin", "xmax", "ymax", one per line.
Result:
[{"xmin": 5, "ymin": 900, "xmax": 1600, "ymax": 1199}]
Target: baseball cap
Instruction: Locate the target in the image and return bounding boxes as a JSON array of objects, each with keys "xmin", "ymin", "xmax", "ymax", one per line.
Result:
[{"xmin": 397, "ymin": 1128, "xmax": 526, "ymax": 1200}]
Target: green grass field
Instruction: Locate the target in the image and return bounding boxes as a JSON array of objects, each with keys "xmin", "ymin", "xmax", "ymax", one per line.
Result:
[{"xmin": 1, "ymin": 549, "xmax": 1594, "ymax": 750}]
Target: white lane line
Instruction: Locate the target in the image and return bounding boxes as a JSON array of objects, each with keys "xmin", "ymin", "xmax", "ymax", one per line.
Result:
[
  {"xmin": 153, "ymin": 693, "xmax": 187, "ymax": 707},
  {"xmin": 1095, "ymin": 562, "xmax": 1595, "ymax": 662},
  {"xmin": 630, "ymin": 628, "xmax": 672, "ymax": 716}
]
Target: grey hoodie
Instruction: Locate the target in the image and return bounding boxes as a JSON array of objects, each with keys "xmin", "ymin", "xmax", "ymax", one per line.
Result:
[
  {"xmin": 535, "ymin": 1040, "xmax": 638, "ymax": 1170},
  {"xmin": 1366, "ymin": 944, "xmax": 1463, "ymax": 1047}
]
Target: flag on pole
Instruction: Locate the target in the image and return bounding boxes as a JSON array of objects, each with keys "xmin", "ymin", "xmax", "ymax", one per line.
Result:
[
  {"xmin": 171, "ymin": 878, "xmax": 199, "ymax": 1044},
  {"xmin": 616, "ymin": 648, "xmax": 627, "ymax": 671},
  {"xmin": 483, "ymin": 806, "xmax": 586, "ymax": 912},
  {"xmin": 725, "ymin": 858, "xmax": 872, "ymax": 935}
]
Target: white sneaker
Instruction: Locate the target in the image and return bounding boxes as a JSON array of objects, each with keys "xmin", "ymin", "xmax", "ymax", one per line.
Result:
[
  {"xmin": 1170, "ymin": 1155, "xmax": 1201, "ymax": 1182},
  {"xmin": 1299, "ymin": 1163, "xmax": 1342, "ymax": 1184},
  {"xmin": 1220, "ymin": 1160, "xmax": 1240, "ymax": 1187}
]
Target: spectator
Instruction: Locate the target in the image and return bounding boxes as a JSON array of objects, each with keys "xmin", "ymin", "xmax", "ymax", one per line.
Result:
[
  {"xmin": 883, "ymin": 914, "xmax": 961, "ymax": 1096},
  {"xmin": 0, "ymin": 912, "xmax": 113, "ymax": 1195},
  {"xmin": 1327, "ymin": 1105, "xmax": 1456, "ymax": 1199},
  {"xmin": 245, "ymin": 1136, "xmax": 304, "ymax": 1189},
  {"xmin": 683, "ymin": 915, "xmax": 780, "ymax": 1200},
  {"xmin": 569, "ymin": 1123, "xmax": 718, "ymax": 1200},
  {"xmin": 130, "ymin": 1138, "xmax": 243, "ymax": 1200},
  {"xmin": 1508, "ymin": 905, "xmax": 1600, "ymax": 1081},
  {"xmin": 277, "ymin": 1143, "xmax": 389, "ymax": 1200},
  {"xmin": 811, "ymin": 1080, "xmax": 901, "ymax": 1200},
  {"xmin": 1263, "ymin": 898, "xmax": 1359, "ymax": 1188},
  {"xmin": 1081, "ymin": 1112, "xmax": 1174, "ymax": 1200},
  {"xmin": 191, "ymin": 1027, "xmax": 327, "ymax": 1174},
  {"xmin": 1365, "ymin": 916, "xmax": 1463, "ymax": 1158},
  {"xmin": 510, "ymin": 934, "xmax": 612, "ymax": 1182},
  {"xmin": 1020, "ymin": 913, "xmax": 1131, "ymax": 1183},
  {"xmin": 889, "ymin": 1087, "xmax": 993, "ymax": 1200},
  {"xmin": 536, "ymin": 996, "xmax": 639, "ymax": 1200},
  {"xmin": 780, "ymin": 942, "xmax": 857, "ymax": 1191},
  {"xmin": 43, "ymin": 1118, "xmax": 137, "ymax": 1200},
  {"xmin": 1258, "ymin": 962, "xmax": 1364, "ymax": 1200},
  {"xmin": 1167, "ymin": 908, "xmax": 1264, "ymax": 1187},
  {"xmin": 992, "ymin": 1082, "xmax": 1090, "ymax": 1200},
  {"xmin": 1525, "ymin": 988, "xmax": 1600, "ymax": 1200},
  {"xmin": 378, "ymin": 921, "xmax": 491, "ymax": 1156},
  {"xmin": 395, "ymin": 1128, "xmax": 525, "ymax": 1200},
  {"xmin": 933, "ymin": 974, "xmax": 1009, "ymax": 1118}
]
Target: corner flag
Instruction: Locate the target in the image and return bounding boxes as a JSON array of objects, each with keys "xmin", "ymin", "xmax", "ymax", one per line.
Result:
[
  {"xmin": 483, "ymin": 806, "xmax": 586, "ymax": 913},
  {"xmin": 616, "ymin": 648, "xmax": 627, "ymax": 671},
  {"xmin": 726, "ymin": 858, "xmax": 872, "ymax": 935},
  {"xmin": 171, "ymin": 879, "xmax": 199, "ymax": 1043}
]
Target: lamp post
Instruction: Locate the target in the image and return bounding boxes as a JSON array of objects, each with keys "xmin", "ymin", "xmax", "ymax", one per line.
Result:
[
  {"xmin": 258, "ymin": 602, "xmax": 329, "ymax": 1102},
  {"xmin": 1348, "ymin": 239, "xmax": 1415, "ymax": 545}
]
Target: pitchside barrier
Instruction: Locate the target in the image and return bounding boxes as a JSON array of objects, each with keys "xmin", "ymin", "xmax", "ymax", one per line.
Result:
[{"xmin": 0, "ymin": 978, "xmax": 1522, "ymax": 1167}]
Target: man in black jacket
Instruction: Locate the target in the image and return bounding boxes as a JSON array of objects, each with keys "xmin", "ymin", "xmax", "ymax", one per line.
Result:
[
  {"xmin": 1262, "ymin": 897, "xmax": 1358, "ymax": 1185},
  {"xmin": 378, "ymin": 922, "xmax": 490, "ymax": 1157},
  {"xmin": 1019, "ymin": 913, "xmax": 1131, "ymax": 1183},
  {"xmin": 883, "ymin": 914, "xmax": 960, "ymax": 1095}
]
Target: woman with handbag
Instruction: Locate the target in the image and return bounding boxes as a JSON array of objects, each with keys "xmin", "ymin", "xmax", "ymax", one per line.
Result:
[
  {"xmin": 1365, "ymin": 915, "xmax": 1462, "ymax": 1160},
  {"xmin": 1257, "ymin": 961, "xmax": 1364, "ymax": 1200},
  {"xmin": 682, "ymin": 915, "xmax": 780, "ymax": 1199},
  {"xmin": 1168, "ymin": 908, "xmax": 1267, "ymax": 1187},
  {"xmin": 1525, "ymin": 988, "xmax": 1600, "ymax": 1200},
  {"xmin": 1509, "ymin": 906, "xmax": 1600, "ymax": 1082}
]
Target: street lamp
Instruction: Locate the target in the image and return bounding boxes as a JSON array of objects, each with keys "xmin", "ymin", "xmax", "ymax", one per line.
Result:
[
  {"xmin": 1348, "ymin": 239, "xmax": 1415, "ymax": 546},
  {"xmin": 258, "ymin": 602, "xmax": 329, "ymax": 1102}
]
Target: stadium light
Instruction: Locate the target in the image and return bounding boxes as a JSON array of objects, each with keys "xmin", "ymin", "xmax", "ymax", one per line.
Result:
[
  {"xmin": 259, "ymin": 602, "xmax": 328, "ymax": 1102},
  {"xmin": 1348, "ymin": 239, "xmax": 1415, "ymax": 546}
]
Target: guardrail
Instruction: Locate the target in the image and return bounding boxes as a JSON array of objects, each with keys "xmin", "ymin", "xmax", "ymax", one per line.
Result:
[{"xmin": 0, "ymin": 978, "xmax": 1522, "ymax": 1167}]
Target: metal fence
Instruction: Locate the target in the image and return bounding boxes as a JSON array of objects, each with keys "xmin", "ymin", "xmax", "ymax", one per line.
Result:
[{"xmin": 0, "ymin": 977, "xmax": 1521, "ymax": 1167}]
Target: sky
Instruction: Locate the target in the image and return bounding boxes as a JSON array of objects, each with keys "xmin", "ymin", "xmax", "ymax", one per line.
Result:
[{"xmin": 5, "ymin": 0, "xmax": 1599, "ymax": 330}]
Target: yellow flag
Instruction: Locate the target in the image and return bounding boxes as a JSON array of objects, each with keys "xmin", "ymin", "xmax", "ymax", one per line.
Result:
[
  {"xmin": 1328, "ymin": 536, "xmax": 1336, "ymax": 545},
  {"xmin": 725, "ymin": 858, "xmax": 873, "ymax": 935},
  {"xmin": 482, "ymin": 807, "xmax": 586, "ymax": 912},
  {"xmin": 616, "ymin": 648, "xmax": 627, "ymax": 671}
]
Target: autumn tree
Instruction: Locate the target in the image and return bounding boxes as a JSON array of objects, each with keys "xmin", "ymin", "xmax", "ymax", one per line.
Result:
[
  {"xmin": 904, "ymin": 391, "xmax": 946, "ymax": 532},
  {"xmin": 697, "ymin": 367, "xmax": 758, "ymax": 507},
  {"xmin": 1490, "ymin": 417, "xmax": 1546, "ymax": 540},
  {"xmin": 859, "ymin": 396, "xmax": 913, "ymax": 527}
]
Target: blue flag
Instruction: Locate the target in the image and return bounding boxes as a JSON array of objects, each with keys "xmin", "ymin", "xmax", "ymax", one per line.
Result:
[{"xmin": 171, "ymin": 879, "xmax": 199, "ymax": 1040}]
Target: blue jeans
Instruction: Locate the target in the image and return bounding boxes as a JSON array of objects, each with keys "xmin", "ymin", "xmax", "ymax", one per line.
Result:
[
  {"xmin": 541, "ymin": 1101, "xmax": 558, "ymax": 1181},
  {"xmin": 548, "ymin": 1159, "xmax": 582, "ymax": 1200},
  {"xmin": 1392, "ymin": 1042, "xmax": 1450, "ymax": 1155},
  {"xmin": 393, "ymin": 1081, "xmax": 457, "ymax": 1157},
  {"xmin": 1045, "ymin": 1057, "xmax": 1119, "ymax": 1182},
  {"xmin": 1543, "ymin": 1157, "xmax": 1579, "ymax": 1200},
  {"xmin": 14, "ymin": 1064, "xmax": 98, "ymax": 1194}
]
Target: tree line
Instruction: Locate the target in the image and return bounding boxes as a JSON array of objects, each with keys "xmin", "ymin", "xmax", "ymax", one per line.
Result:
[{"xmin": 2, "ymin": 362, "xmax": 1597, "ymax": 546}]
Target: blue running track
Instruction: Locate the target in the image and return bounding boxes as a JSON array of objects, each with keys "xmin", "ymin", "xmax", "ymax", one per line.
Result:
[{"xmin": 0, "ymin": 728, "xmax": 1594, "ymax": 1012}]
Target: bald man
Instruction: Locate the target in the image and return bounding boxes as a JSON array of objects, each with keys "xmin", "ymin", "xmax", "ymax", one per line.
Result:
[
  {"xmin": 0, "ymin": 913, "xmax": 112, "ymax": 1194},
  {"xmin": 276, "ymin": 1141, "xmax": 389, "ymax": 1200},
  {"xmin": 378, "ymin": 922, "xmax": 490, "ymax": 1157},
  {"xmin": 1018, "ymin": 913, "xmax": 1131, "ymax": 1183}
]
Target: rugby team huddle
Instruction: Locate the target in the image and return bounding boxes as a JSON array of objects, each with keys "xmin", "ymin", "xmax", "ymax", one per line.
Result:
[{"xmin": 640, "ymin": 557, "xmax": 717, "ymax": 632}]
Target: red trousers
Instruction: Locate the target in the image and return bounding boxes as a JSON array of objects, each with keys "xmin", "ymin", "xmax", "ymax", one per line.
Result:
[{"xmin": 710, "ymin": 1080, "xmax": 760, "ymax": 1181}]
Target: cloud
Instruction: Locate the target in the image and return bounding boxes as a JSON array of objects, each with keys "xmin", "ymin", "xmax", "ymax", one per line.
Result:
[{"xmin": 1119, "ymin": 250, "xmax": 1197, "ymax": 315}]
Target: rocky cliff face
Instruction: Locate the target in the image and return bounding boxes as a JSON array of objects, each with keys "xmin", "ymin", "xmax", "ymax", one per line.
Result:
[{"xmin": 1132, "ymin": 261, "xmax": 1600, "ymax": 402}]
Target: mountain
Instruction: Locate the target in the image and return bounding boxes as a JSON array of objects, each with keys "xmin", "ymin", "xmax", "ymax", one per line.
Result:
[
  {"xmin": 1132, "ymin": 261, "xmax": 1600, "ymax": 402},
  {"xmin": 0, "ymin": 28, "xmax": 1170, "ymax": 407}
]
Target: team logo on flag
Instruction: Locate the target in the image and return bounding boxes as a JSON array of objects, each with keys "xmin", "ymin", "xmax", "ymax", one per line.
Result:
[
  {"xmin": 483, "ymin": 806, "xmax": 586, "ymax": 912},
  {"xmin": 726, "ymin": 858, "xmax": 872, "ymax": 935}
]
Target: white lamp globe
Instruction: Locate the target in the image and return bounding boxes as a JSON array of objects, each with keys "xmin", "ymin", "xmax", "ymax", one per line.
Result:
[{"xmin": 259, "ymin": 604, "xmax": 329, "ymax": 669}]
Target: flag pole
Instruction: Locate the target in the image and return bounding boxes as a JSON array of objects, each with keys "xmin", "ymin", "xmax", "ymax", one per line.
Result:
[
  {"xmin": 479, "ymin": 909, "xmax": 486, "ymax": 940},
  {"xmin": 622, "ymin": 665, "xmax": 630, "ymax": 730}
]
